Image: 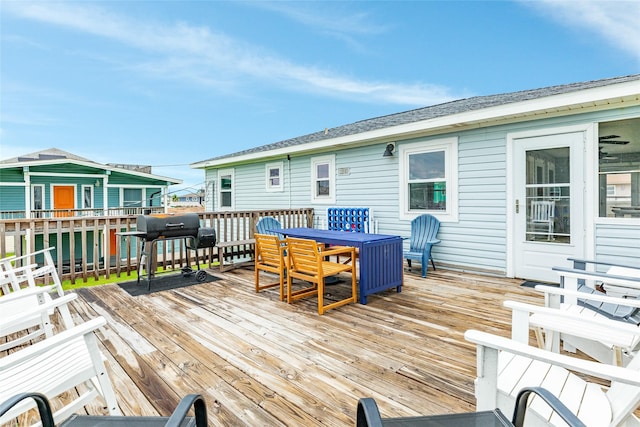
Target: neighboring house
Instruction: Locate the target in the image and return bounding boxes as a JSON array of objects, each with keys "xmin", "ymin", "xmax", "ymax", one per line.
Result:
[
  {"xmin": 0, "ymin": 148, "xmax": 182, "ymax": 265},
  {"xmin": 0, "ymin": 148, "xmax": 181, "ymax": 218},
  {"xmin": 171, "ymin": 191, "xmax": 204, "ymax": 207},
  {"xmin": 191, "ymin": 74, "xmax": 640, "ymax": 282}
]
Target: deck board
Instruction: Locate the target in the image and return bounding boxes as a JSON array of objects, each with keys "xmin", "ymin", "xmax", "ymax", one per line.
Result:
[{"xmin": 5, "ymin": 267, "xmax": 564, "ymax": 425}]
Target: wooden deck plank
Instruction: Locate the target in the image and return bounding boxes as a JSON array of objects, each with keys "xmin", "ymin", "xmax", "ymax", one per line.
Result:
[{"xmin": 4, "ymin": 267, "xmax": 571, "ymax": 425}]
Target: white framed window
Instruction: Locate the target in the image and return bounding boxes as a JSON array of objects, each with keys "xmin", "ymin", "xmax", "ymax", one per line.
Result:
[
  {"xmin": 310, "ymin": 155, "xmax": 335, "ymax": 204},
  {"xmin": 399, "ymin": 137, "xmax": 458, "ymax": 221},
  {"xmin": 265, "ymin": 162, "xmax": 284, "ymax": 192},
  {"xmin": 31, "ymin": 184, "xmax": 44, "ymax": 211},
  {"xmin": 82, "ymin": 185, "xmax": 93, "ymax": 209},
  {"xmin": 218, "ymin": 169, "xmax": 234, "ymax": 210}
]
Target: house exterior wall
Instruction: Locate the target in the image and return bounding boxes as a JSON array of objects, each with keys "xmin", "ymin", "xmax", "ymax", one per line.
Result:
[
  {"xmin": 203, "ymin": 105, "xmax": 640, "ymax": 276},
  {"xmin": 0, "ymin": 163, "xmax": 170, "ymax": 213}
]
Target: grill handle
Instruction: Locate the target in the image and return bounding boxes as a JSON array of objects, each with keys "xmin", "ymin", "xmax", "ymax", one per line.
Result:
[{"xmin": 165, "ymin": 222, "xmax": 185, "ymax": 229}]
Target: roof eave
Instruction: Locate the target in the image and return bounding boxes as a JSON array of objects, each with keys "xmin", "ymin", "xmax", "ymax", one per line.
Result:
[
  {"xmin": 191, "ymin": 79, "xmax": 640, "ymax": 169},
  {"xmin": 0, "ymin": 158, "xmax": 182, "ymax": 185}
]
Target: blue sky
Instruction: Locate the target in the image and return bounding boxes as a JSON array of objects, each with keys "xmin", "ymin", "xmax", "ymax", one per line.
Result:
[{"xmin": 1, "ymin": 1, "xmax": 639, "ymax": 194}]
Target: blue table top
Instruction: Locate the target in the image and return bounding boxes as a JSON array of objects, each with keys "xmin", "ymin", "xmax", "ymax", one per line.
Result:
[{"xmin": 273, "ymin": 227, "xmax": 400, "ymax": 243}]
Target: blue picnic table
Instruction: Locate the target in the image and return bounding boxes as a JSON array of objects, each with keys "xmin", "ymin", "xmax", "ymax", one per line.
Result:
[{"xmin": 273, "ymin": 227, "xmax": 403, "ymax": 304}]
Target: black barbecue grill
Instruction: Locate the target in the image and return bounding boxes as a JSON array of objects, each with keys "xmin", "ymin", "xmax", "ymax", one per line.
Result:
[{"xmin": 125, "ymin": 213, "xmax": 217, "ymax": 289}]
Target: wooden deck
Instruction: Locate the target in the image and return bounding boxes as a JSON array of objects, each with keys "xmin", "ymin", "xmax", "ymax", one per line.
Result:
[{"xmin": 13, "ymin": 267, "xmax": 549, "ymax": 425}]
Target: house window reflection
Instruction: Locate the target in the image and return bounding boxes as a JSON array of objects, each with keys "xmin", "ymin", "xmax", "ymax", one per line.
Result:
[{"xmin": 598, "ymin": 118, "xmax": 640, "ymax": 218}]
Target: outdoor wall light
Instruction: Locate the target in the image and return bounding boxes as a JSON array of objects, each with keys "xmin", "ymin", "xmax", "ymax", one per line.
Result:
[{"xmin": 383, "ymin": 143, "xmax": 395, "ymax": 157}]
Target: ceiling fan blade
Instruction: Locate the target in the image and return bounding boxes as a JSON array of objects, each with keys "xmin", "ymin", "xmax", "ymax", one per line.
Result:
[
  {"xmin": 599, "ymin": 134, "xmax": 621, "ymax": 140},
  {"xmin": 599, "ymin": 140, "xmax": 630, "ymax": 145}
]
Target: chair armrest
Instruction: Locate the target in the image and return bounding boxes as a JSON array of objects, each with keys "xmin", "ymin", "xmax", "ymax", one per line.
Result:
[
  {"xmin": 512, "ymin": 387, "xmax": 586, "ymax": 427},
  {"xmin": 0, "ymin": 317, "xmax": 106, "ymax": 369},
  {"xmin": 553, "ymin": 266, "xmax": 640, "ymax": 289},
  {"xmin": 320, "ymin": 246, "xmax": 355, "ymax": 257},
  {"xmin": 2, "ymin": 248, "xmax": 54, "ymax": 266},
  {"xmin": 535, "ymin": 284, "xmax": 640, "ymax": 308},
  {"xmin": 505, "ymin": 299, "xmax": 640, "ymax": 331},
  {"xmin": 464, "ymin": 329, "xmax": 640, "ymax": 385},
  {"xmin": 0, "ymin": 285, "xmax": 57, "ymax": 304},
  {"xmin": 165, "ymin": 394, "xmax": 208, "ymax": 427},
  {"xmin": 356, "ymin": 398, "xmax": 384, "ymax": 427},
  {"xmin": 0, "ymin": 393, "xmax": 55, "ymax": 427},
  {"xmin": 567, "ymin": 258, "xmax": 640, "ymax": 271},
  {"xmin": 0, "ymin": 293, "xmax": 77, "ymax": 330}
]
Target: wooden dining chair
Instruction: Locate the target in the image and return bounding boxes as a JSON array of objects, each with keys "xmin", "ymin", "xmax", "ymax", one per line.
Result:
[
  {"xmin": 286, "ymin": 237, "xmax": 357, "ymax": 315},
  {"xmin": 254, "ymin": 233, "xmax": 287, "ymax": 301}
]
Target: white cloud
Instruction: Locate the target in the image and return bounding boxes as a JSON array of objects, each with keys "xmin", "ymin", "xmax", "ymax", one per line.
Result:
[
  {"xmin": 2, "ymin": 1, "xmax": 460, "ymax": 106},
  {"xmin": 527, "ymin": 1, "xmax": 640, "ymax": 63}
]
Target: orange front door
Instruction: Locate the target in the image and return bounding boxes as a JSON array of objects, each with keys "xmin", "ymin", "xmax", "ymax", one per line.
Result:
[{"xmin": 53, "ymin": 185, "xmax": 75, "ymax": 217}]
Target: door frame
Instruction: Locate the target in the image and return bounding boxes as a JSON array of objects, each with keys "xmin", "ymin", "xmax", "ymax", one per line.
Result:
[{"xmin": 505, "ymin": 123, "xmax": 596, "ymax": 278}]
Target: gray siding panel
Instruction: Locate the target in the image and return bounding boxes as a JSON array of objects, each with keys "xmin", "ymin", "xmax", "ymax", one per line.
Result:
[{"xmin": 595, "ymin": 224, "xmax": 640, "ymax": 266}]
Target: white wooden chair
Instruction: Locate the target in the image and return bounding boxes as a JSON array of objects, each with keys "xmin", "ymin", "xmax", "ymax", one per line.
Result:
[
  {"xmin": 505, "ymin": 297, "xmax": 640, "ymax": 366},
  {"xmin": 1, "ymin": 248, "xmax": 63, "ymax": 294},
  {"xmin": 465, "ymin": 329, "xmax": 640, "ymax": 426},
  {"xmin": 1, "ymin": 248, "xmax": 74, "ymax": 332},
  {"xmin": 537, "ymin": 265, "xmax": 640, "ymax": 365},
  {"xmin": 0, "ymin": 285, "xmax": 77, "ymax": 352},
  {"xmin": 0, "ymin": 317, "xmax": 121, "ymax": 424},
  {"xmin": 531, "ymin": 200, "xmax": 555, "ymax": 240}
]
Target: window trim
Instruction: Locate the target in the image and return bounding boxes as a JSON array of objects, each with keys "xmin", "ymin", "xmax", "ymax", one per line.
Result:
[
  {"xmin": 218, "ymin": 168, "xmax": 234, "ymax": 210},
  {"xmin": 265, "ymin": 162, "xmax": 284, "ymax": 192},
  {"xmin": 82, "ymin": 185, "xmax": 93, "ymax": 209},
  {"xmin": 399, "ymin": 137, "xmax": 458, "ymax": 222},
  {"xmin": 310, "ymin": 155, "xmax": 336, "ymax": 204},
  {"xmin": 31, "ymin": 184, "xmax": 45, "ymax": 211}
]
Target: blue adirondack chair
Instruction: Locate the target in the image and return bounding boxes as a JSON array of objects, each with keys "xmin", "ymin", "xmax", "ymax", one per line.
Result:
[
  {"xmin": 256, "ymin": 216, "xmax": 284, "ymax": 239},
  {"xmin": 404, "ymin": 214, "xmax": 441, "ymax": 278}
]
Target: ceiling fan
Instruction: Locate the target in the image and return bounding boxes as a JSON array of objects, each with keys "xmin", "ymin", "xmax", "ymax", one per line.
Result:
[
  {"xmin": 598, "ymin": 135, "xmax": 629, "ymax": 160},
  {"xmin": 599, "ymin": 134, "xmax": 630, "ymax": 145}
]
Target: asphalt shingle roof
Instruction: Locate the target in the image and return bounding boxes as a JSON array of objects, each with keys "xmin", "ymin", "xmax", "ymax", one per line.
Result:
[{"xmin": 196, "ymin": 74, "xmax": 640, "ymax": 165}]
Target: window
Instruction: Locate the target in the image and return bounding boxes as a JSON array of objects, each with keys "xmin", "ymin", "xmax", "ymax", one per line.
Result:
[
  {"xmin": 598, "ymin": 118, "xmax": 640, "ymax": 218},
  {"xmin": 32, "ymin": 185, "xmax": 44, "ymax": 210},
  {"xmin": 82, "ymin": 185, "xmax": 93, "ymax": 209},
  {"xmin": 310, "ymin": 155, "xmax": 335, "ymax": 204},
  {"xmin": 123, "ymin": 188, "xmax": 143, "ymax": 210},
  {"xmin": 219, "ymin": 169, "xmax": 234, "ymax": 209},
  {"xmin": 399, "ymin": 137, "xmax": 458, "ymax": 221},
  {"xmin": 265, "ymin": 162, "xmax": 283, "ymax": 192}
]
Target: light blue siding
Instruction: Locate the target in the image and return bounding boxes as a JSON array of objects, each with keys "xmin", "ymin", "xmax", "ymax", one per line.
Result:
[{"xmin": 205, "ymin": 104, "xmax": 640, "ymax": 276}]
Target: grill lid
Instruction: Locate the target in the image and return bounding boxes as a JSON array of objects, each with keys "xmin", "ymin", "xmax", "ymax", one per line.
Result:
[{"xmin": 136, "ymin": 213, "xmax": 200, "ymax": 240}]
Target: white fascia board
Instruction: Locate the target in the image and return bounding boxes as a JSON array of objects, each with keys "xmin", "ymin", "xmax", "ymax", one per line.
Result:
[
  {"xmin": 193, "ymin": 80, "xmax": 640, "ymax": 169},
  {"xmin": 0, "ymin": 158, "xmax": 182, "ymax": 184}
]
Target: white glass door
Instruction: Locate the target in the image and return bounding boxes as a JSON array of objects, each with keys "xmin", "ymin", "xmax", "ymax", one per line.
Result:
[{"xmin": 513, "ymin": 132, "xmax": 585, "ymax": 282}]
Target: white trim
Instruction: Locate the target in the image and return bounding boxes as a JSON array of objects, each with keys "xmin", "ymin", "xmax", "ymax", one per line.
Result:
[
  {"xmin": 398, "ymin": 137, "xmax": 458, "ymax": 222},
  {"xmin": 191, "ymin": 80, "xmax": 640, "ymax": 169},
  {"xmin": 265, "ymin": 162, "xmax": 284, "ymax": 192},
  {"xmin": 218, "ymin": 168, "xmax": 235, "ymax": 211},
  {"xmin": 81, "ymin": 185, "xmax": 94, "ymax": 209},
  {"xmin": 0, "ymin": 159, "xmax": 181, "ymax": 184},
  {"xmin": 31, "ymin": 184, "xmax": 44, "ymax": 211},
  {"xmin": 310, "ymin": 155, "xmax": 336, "ymax": 205},
  {"xmin": 506, "ymin": 123, "xmax": 593, "ymax": 278}
]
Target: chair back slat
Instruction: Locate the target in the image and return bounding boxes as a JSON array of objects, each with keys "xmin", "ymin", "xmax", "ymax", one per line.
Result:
[
  {"xmin": 409, "ymin": 215, "xmax": 440, "ymax": 252},
  {"xmin": 287, "ymin": 238, "xmax": 321, "ymax": 276},
  {"xmin": 256, "ymin": 217, "xmax": 283, "ymax": 238},
  {"xmin": 255, "ymin": 234, "xmax": 283, "ymax": 267}
]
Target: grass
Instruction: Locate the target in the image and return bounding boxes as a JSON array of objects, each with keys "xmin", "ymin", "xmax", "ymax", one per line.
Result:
[{"xmin": 61, "ymin": 263, "xmax": 220, "ymax": 291}]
